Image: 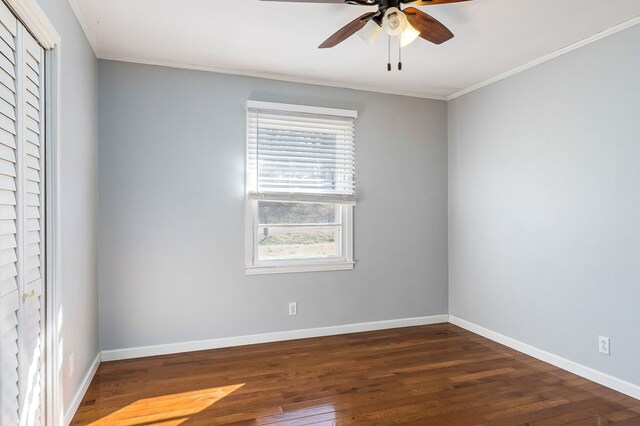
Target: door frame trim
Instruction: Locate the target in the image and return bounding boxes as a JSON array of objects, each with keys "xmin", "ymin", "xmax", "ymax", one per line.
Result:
[
  {"xmin": 44, "ymin": 46, "xmax": 62, "ymax": 426},
  {"xmin": 4, "ymin": 0, "xmax": 58, "ymax": 49}
]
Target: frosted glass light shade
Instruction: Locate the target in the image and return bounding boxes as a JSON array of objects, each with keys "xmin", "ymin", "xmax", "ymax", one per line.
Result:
[
  {"xmin": 400, "ymin": 22, "xmax": 420, "ymax": 47},
  {"xmin": 358, "ymin": 20, "xmax": 381, "ymax": 45},
  {"xmin": 382, "ymin": 7, "xmax": 407, "ymax": 36}
]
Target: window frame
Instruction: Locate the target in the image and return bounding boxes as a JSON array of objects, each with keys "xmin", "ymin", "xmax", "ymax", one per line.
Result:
[{"xmin": 244, "ymin": 101, "xmax": 356, "ymax": 275}]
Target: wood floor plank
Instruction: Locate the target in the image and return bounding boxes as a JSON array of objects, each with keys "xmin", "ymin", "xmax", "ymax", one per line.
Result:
[{"xmin": 71, "ymin": 324, "xmax": 639, "ymax": 425}]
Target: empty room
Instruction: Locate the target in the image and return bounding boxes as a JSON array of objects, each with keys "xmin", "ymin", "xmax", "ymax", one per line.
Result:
[{"xmin": 0, "ymin": 0, "xmax": 639, "ymax": 424}]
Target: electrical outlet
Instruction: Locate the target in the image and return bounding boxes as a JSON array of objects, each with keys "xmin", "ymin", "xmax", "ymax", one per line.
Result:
[
  {"xmin": 69, "ymin": 353, "xmax": 75, "ymax": 378},
  {"xmin": 288, "ymin": 302, "xmax": 297, "ymax": 316},
  {"xmin": 599, "ymin": 336, "xmax": 610, "ymax": 355}
]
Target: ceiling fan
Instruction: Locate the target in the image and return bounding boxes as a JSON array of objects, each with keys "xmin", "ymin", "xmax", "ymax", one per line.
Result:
[{"xmin": 261, "ymin": 0, "xmax": 469, "ymax": 70}]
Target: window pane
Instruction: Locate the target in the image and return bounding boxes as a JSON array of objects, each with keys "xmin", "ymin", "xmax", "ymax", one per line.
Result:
[
  {"xmin": 258, "ymin": 202, "xmax": 338, "ymax": 225},
  {"xmin": 258, "ymin": 226, "xmax": 341, "ymax": 260}
]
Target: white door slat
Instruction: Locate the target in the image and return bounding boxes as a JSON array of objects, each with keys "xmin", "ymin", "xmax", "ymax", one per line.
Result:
[
  {"xmin": 0, "ymin": 358, "xmax": 18, "ymax": 382},
  {"xmin": 0, "ymin": 219, "xmax": 16, "ymax": 235},
  {"xmin": 23, "ymin": 34, "xmax": 39, "ymax": 58},
  {"xmin": 24, "ymin": 134, "xmax": 38, "ymax": 149},
  {"xmin": 0, "ymin": 233, "xmax": 16, "ymax": 250},
  {"xmin": 25, "ymin": 154, "xmax": 39, "ymax": 170},
  {"xmin": 0, "ymin": 276, "xmax": 16, "ymax": 298},
  {"xmin": 0, "ymin": 127, "xmax": 15, "ymax": 149},
  {"xmin": 0, "ymin": 39, "xmax": 15, "ymax": 67},
  {"xmin": 25, "ymin": 231, "xmax": 38, "ymax": 245},
  {"xmin": 24, "ymin": 180, "xmax": 38, "ymax": 195},
  {"xmin": 0, "ymin": 100, "xmax": 15, "ymax": 124},
  {"xmin": 0, "ymin": 5, "xmax": 17, "ymax": 36},
  {"xmin": 26, "ymin": 269, "xmax": 39, "ymax": 283},
  {"xmin": 0, "ymin": 142, "xmax": 15, "ymax": 162},
  {"xmin": 24, "ymin": 54, "xmax": 38, "ymax": 77},
  {"xmin": 26, "ymin": 206, "xmax": 39, "ymax": 219},
  {"xmin": 0, "ymin": 158, "xmax": 16, "ymax": 177},
  {"xmin": 0, "ymin": 287, "xmax": 17, "ymax": 311},
  {"xmin": 23, "ymin": 91, "xmax": 37, "ymax": 111},
  {"xmin": 0, "ymin": 312, "xmax": 16, "ymax": 336},
  {"xmin": 24, "ymin": 115, "xmax": 39, "ymax": 134},
  {"xmin": 0, "ymin": 52, "xmax": 14, "ymax": 79},
  {"xmin": 0, "ymin": 84, "xmax": 14, "ymax": 108},
  {"xmin": 24, "ymin": 141, "xmax": 38, "ymax": 159},
  {"xmin": 0, "ymin": 189, "xmax": 16, "ymax": 205},
  {"xmin": 25, "ymin": 243, "xmax": 39, "ymax": 258},
  {"xmin": 0, "ymin": 25, "xmax": 16, "ymax": 50},
  {"xmin": 25, "ymin": 255, "xmax": 39, "ymax": 269},
  {"xmin": 25, "ymin": 167, "xmax": 39, "ymax": 182},
  {"xmin": 24, "ymin": 78, "xmax": 38, "ymax": 100},
  {"xmin": 0, "ymin": 68, "xmax": 15, "ymax": 94},
  {"xmin": 0, "ymin": 247, "xmax": 16, "ymax": 266},
  {"xmin": 0, "ymin": 175, "xmax": 15, "ymax": 192},
  {"xmin": 24, "ymin": 103, "xmax": 38, "ymax": 123},
  {"xmin": 26, "ymin": 219, "xmax": 40, "ymax": 233},
  {"xmin": 24, "ymin": 193, "xmax": 38, "ymax": 207},
  {"xmin": 0, "ymin": 262, "xmax": 16, "ymax": 281},
  {"xmin": 0, "ymin": 112, "xmax": 16, "ymax": 135},
  {"xmin": 24, "ymin": 66, "xmax": 38, "ymax": 88}
]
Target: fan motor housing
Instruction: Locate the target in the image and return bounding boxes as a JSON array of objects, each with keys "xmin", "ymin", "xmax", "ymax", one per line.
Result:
[
  {"xmin": 346, "ymin": 0, "xmax": 402, "ymax": 24},
  {"xmin": 346, "ymin": 0, "xmax": 401, "ymax": 10}
]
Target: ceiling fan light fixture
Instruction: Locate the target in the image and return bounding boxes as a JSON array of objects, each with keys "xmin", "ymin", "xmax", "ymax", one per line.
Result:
[
  {"xmin": 382, "ymin": 7, "xmax": 407, "ymax": 36},
  {"xmin": 357, "ymin": 19, "xmax": 381, "ymax": 45},
  {"xmin": 399, "ymin": 21, "xmax": 420, "ymax": 47}
]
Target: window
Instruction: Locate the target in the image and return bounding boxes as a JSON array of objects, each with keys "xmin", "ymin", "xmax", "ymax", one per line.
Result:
[{"xmin": 245, "ymin": 101, "xmax": 356, "ymax": 274}]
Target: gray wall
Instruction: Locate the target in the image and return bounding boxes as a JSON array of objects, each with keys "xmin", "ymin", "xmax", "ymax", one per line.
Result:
[
  {"xmin": 449, "ymin": 24, "xmax": 640, "ymax": 385},
  {"xmin": 98, "ymin": 61, "xmax": 448, "ymax": 351},
  {"xmin": 36, "ymin": 0, "xmax": 99, "ymax": 413}
]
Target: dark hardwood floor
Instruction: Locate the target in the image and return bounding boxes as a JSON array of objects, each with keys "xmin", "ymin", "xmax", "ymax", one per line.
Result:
[{"xmin": 72, "ymin": 324, "xmax": 640, "ymax": 425}]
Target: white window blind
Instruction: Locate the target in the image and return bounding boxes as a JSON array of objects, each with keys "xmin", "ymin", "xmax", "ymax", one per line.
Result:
[{"xmin": 246, "ymin": 101, "xmax": 357, "ymax": 205}]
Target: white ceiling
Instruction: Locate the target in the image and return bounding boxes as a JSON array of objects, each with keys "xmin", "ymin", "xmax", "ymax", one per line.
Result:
[{"xmin": 69, "ymin": 0, "xmax": 640, "ymax": 99}]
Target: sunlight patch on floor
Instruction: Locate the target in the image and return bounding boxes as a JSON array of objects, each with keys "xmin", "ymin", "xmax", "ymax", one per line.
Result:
[{"xmin": 88, "ymin": 383, "xmax": 245, "ymax": 425}]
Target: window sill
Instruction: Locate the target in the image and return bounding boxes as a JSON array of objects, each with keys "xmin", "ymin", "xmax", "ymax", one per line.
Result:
[{"xmin": 245, "ymin": 262, "xmax": 355, "ymax": 276}]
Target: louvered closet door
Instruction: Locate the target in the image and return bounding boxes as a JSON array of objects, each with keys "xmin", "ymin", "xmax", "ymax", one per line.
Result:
[
  {"xmin": 0, "ymin": 4, "xmax": 20, "ymax": 426},
  {"xmin": 18, "ymin": 27, "xmax": 44, "ymax": 426},
  {"xmin": 0, "ymin": 1, "xmax": 45, "ymax": 425}
]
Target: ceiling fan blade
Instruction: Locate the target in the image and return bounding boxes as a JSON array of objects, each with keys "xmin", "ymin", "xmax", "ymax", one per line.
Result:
[
  {"xmin": 403, "ymin": 7, "xmax": 453, "ymax": 44},
  {"xmin": 319, "ymin": 12, "xmax": 376, "ymax": 49},
  {"xmin": 260, "ymin": 0, "xmax": 346, "ymax": 3},
  {"xmin": 402, "ymin": 0, "xmax": 470, "ymax": 5}
]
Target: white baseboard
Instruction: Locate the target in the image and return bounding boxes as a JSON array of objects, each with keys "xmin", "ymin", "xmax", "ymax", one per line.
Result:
[
  {"xmin": 100, "ymin": 315, "xmax": 449, "ymax": 362},
  {"xmin": 73, "ymin": 314, "xmax": 639, "ymax": 423},
  {"xmin": 64, "ymin": 351, "xmax": 101, "ymax": 425},
  {"xmin": 449, "ymin": 315, "xmax": 640, "ymax": 400}
]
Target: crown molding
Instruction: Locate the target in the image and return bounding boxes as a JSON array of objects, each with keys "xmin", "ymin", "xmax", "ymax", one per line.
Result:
[
  {"xmin": 97, "ymin": 54, "xmax": 448, "ymax": 101},
  {"xmin": 448, "ymin": 15, "xmax": 640, "ymax": 101},
  {"xmin": 66, "ymin": 0, "xmax": 97, "ymax": 55}
]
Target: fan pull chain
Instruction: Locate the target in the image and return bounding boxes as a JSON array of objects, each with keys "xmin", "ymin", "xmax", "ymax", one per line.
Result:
[
  {"xmin": 387, "ymin": 36, "xmax": 391, "ymax": 72},
  {"xmin": 398, "ymin": 42, "xmax": 402, "ymax": 71}
]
